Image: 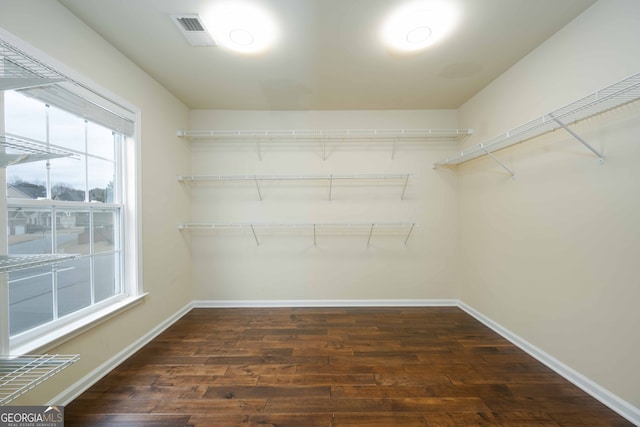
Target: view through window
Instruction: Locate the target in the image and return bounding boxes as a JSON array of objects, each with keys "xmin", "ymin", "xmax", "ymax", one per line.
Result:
[{"xmin": 4, "ymin": 90, "xmax": 125, "ymax": 339}]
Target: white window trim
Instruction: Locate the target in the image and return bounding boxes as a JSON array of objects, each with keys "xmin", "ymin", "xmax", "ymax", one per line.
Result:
[
  {"xmin": 11, "ymin": 293, "xmax": 148, "ymax": 356},
  {"xmin": 1, "ymin": 27, "xmax": 144, "ymax": 356}
]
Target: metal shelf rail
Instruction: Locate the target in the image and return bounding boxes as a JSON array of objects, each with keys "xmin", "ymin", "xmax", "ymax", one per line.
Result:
[
  {"xmin": 0, "ymin": 354, "xmax": 79, "ymax": 405},
  {"xmin": 177, "ymin": 128, "xmax": 472, "ymax": 160},
  {"xmin": 433, "ymin": 72, "xmax": 640, "ymax": 175},
  {"xmin": 178, "ymin": 173, "xmax": 413, "ymax": 201},
  {"xmin": 178, "ymin": 222, "xmax": 417, "ymax": 246}
]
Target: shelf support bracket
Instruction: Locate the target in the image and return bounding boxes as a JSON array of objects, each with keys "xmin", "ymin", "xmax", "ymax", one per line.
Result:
[
  {"xmin": 313, "ymin": 224, "xmax": 317, "ymax": 246},
  {"xmin": 367, "ymin": 223, "xmax": 375, "ymax": 247},
  {"xmin": 254, "ymin": 176, "xmax": 263, "ymax": 201},
  {"xmin": 481, "ymin": 145, "xmax": 514, "ymax": 177},
  {"xmin": 391, "ymin": 137, "xmax": 398, "ymax": 160},
  {"xmin": 400, "ymin": 174, "xmax": 410, "ymax": 200},
  {"xmin": 329, "ymin": 174, "xmax": 333, "ymax": 202},
  {"xmin": 322, "ymin": 137, "xmax": 327, "ymax": 161},
  {"xmin": 404, "ymin": 223, "xmax": 415, "ymax": 246},
  {"xmin": 250, "ymin": 224, "xmax": 260, "ymax": 246},
  {"xmin": 549, "ymin": 113, "xmax": 605, "ymax": 164},
  {"xmin": 256, "ymin": 139, "xmax": 262, "ymax": 161}
]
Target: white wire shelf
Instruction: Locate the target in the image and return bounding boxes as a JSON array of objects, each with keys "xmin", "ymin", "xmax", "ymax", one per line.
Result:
[
  {"xmin": 0, "ymin": 135, "xmax": 77, "ymax": 167},
  {"xmin": 0, "ymin": 77, "xmax": 66, "ymax": 91},
  {"xmin": 178, "ymin": 173, "xmax": 413, "ymax": 200},
  {"xmin": 0, "ymin": 254, "xmax": 80, "ymax": 274},
  {"xmin": 434, "ymin": 72, "xmax": 640, "ymax": 171},
  {"xmin": 178, "ymin": 128, "xmax": 472, "ymax": 141},
  {"xmin": 178, "ymin": 222, "xmax": 417, "ymax": 246},
  {"xmin": 178, "ymin": 173, "xmax": 412, "ymax": 181},
  {"xmin": 178, "ymin": 128, "xmax": 471, "ymax": 161},
  {"xmin": 0, "ymin": 354, "xmax": 79, "ymax": 405},
  {"xmin": 1, "ymin": 39, "xmax": 68, "ymax": 91}
]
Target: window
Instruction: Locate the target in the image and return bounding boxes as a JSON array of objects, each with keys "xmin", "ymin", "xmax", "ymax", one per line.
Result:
[{"xmin": 1, "ymin": 35, "xmax": 141, "ymax": 354}]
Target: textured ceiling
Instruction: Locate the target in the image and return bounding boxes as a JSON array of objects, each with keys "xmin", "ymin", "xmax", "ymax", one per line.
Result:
[{"xmin": 58, "ymin": 0, "xmax": 597, "ymax": 110}]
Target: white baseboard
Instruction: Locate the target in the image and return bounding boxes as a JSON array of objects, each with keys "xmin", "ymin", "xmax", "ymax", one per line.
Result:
[
  {"xmin": 193, "ymin": 299, "xmax": 459, "ymax": 308},
  {"xmin": 458, "ymin": 302, "xmax": 640, "ymax": 426},
  {"xmin": 49, "ymin": 301, "xmax": 193, "ymax": 406}
]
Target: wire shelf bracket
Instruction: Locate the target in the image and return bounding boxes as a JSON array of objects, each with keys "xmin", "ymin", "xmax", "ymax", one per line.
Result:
[
  {"xmin": 548, "ymin": 113, "xmax": 605, "ymax": 164},
  {"xmin": 482, "ymin": 144, "xmax": 514, "ymax": 177},
  {"xmin": 434, "ymin": 72, "xmax": 640, "ymax": 172}
]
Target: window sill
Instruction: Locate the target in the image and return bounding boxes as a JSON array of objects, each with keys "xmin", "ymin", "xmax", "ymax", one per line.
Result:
[{"xmin": 11, "ymin": 293, "xmax": 148, "ymax": 356}]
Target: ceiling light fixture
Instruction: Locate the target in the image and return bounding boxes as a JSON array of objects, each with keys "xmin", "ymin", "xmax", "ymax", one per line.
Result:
[
  {"xmin": 229, "ymin": 29, "xmax": 255, "ymax": 46},
  {"xmin": 382, "ymin": 1, "xmax": 458, "ymax": 52},
  {"xmin": 203, "ymin": 2, "xmax": 277, "ymax": 54},
  {"xmin": 406, "ymin": 26, "xmax": 432, "ymax": 44}
]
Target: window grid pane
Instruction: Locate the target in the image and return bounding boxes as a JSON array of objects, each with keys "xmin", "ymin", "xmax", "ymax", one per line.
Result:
[
  {"xmin": 9, "ymin": 273, "xmax": 54, "ymax": 336},
  {"xmin": 56, "ymin": 257, "xmax": 92, "ymax": 318},
  {"xmin": 5, "ymin": 91, "xmax": 126, "ymax": 340},
  {"xmin": 55, "ymin": 208, "xmax": 90, "ymax": 255},
  {"xmin": 8, "ymin": 208, "xmax": 52, "ymax": 255}
]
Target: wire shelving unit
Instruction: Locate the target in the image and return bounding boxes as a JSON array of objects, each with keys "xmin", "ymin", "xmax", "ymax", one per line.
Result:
[
  {"xmin": 178, "ymin": 128, "xmax": 472, "ymax": 140},
  {"xmin": 433, "ymin": 72, "xmax": 640, "ymax": 175},
  {"xmin": 0, "ymin": 254, "xmax": 80, "ymax": 275},
  {"xmin": 0, "ymin": 135, "xmax": 77, "ymax": 168},
  {"xmin": 1, "ymin": 39, "xmax": 66, "ymax": 91},
  {"xmin": 178, "ymin": 222, "xmax": 417, "ymax": 246},
  {"xmin": 178, "ymin": 128, "xmax": 472, "ymax": 160},
  {"xmin": 178, "ymin": 173, "xmax": 413, "ymax": 200},
  {"xmin": 0, "ymin": 354, "xmax": 79, "ymax": 405}
]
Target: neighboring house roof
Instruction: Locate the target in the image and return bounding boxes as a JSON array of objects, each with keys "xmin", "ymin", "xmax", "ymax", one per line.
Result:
[{"xmin": 8, "ymin": 183, "xmax": 45, "ymax": 199}]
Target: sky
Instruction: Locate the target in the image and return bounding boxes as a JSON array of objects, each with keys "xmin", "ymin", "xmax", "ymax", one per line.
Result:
[{"xmin": 4, "ymin": 90, "xmax": 117, "ymax": 194}]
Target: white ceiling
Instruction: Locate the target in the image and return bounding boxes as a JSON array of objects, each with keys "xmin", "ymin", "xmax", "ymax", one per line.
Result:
[{"xmin": 57, "ymin": 0, "xmax": 597, "ymax": 110}]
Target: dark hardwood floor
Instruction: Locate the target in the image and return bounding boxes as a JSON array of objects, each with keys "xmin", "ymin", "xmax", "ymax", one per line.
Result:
[{"xmin": 65, "ymin": 307, "xmax": 632, "ymax": 426}]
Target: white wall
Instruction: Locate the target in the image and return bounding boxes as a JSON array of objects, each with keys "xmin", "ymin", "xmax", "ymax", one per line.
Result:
[
  {"xmin": 458, "ymin": 0, "xmax": 640, "ymax": 409},
  {"xmin": 188, "ymin": 110, "xmax": 461, "ymax": 302},
  {"xmin": 0, "ymin": 0, "xmax": 191, "ymax": 403}
]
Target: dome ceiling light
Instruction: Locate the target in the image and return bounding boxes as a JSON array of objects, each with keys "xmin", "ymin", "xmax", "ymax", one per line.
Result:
[
  {"xmin": 203, "ymin": 2, "xmax": 277, "ymax": 54},
  {"xmin": 382, "ymin": 1, "xmax": 459, "ymax": 52}
]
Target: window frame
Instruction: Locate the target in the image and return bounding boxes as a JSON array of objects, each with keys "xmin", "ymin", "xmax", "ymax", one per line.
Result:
[{"xmin": 0, "ymin": 28, "xmax": 144, "ymax": 356}]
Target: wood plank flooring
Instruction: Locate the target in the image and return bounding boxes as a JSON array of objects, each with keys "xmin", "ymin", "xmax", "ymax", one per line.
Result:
[{"xmin": 65, "ymin": 307, "xmax": 632, "ymax": 426}]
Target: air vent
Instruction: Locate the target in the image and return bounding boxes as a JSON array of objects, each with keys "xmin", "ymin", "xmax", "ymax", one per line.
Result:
[
  {"xmin": 170, "ymin": 14, "xmax": 217, "ymax": 47},
  {"xmin": 177, "ymin": 17, "xmax": 205, "ymax": 32}
]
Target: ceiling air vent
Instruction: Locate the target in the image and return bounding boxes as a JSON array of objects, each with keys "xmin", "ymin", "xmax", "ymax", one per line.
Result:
[{"xmin": 170, "ymin": 14, "xmax": 217, "ymax": 47}]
